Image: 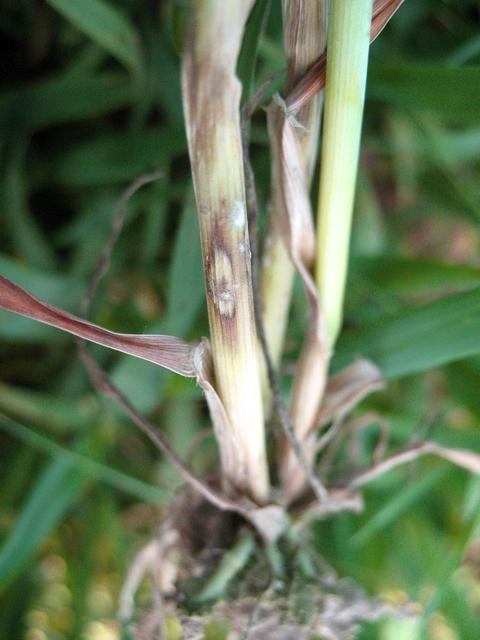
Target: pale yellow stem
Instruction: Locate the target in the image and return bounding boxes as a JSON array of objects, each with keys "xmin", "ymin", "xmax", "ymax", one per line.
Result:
[{"xmin": 182, "ymin": 0, "xmax": 269, "ymax": 502}]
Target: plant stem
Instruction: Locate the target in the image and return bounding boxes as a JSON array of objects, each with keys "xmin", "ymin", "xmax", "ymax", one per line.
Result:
[
  {"xmin": 260, "ymin": 0, "xmax": 328, "ymax": 410},
  {"xmin": 182, "ymin": 0, "xmax": 269, "ymax": 502},
  {"xmin": 315, "ymin": 0, "xmax": 374, "ymax": 347}
]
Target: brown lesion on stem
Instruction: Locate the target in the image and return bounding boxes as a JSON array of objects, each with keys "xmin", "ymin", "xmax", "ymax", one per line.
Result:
[{"xmin": 204, "ymin": 222, "xmax": 242, "ymax": 327}]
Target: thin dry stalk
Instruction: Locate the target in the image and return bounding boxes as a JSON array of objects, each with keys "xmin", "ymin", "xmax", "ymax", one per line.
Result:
[
  {"xmin": 182, "ymin": 0, "xmax": 268, "ymax": 502},
  {"xmin": 347, "ymin": 442, "xmax": 480, "ymax": 490}
]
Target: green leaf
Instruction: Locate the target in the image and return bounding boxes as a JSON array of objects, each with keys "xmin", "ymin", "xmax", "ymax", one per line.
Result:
[
  {"xmin": 351, "ymin": 468, "xmax": 447, "ymax": 548},
  {"xmin": 237, "ymin": 0, "xmax": 271, "ymax": 104},
  {"xmin": 0, "ymin": 456, "xmax": 88, "ymax": 589},
  {"xmin": 203, "ymin": 620, "xmax": 230, "ymax": 640},
  {"xmin": 446, "ymin": 359, "xmax": 480, "ymax": 416},
  {"xmin": 3, "ymin": 143, "xmax": 56, "ymax": 271},
  {"xmin": 420, "ymin": 507, "xmax": 480, "ymax": 635},
  {"xmin": 0, "ymin": 74, "xmax": 134, "ymax": 133},
  {"xmin": 164, "ymin": 201, "xmax": 204, "ymax": 337},
  {"xmin": 195, "ymin": 534, "xmax": 255, "ymax": 603},
  {"xmin": 0, "ymin": 382, "xmax": 88, "ymax": 433},
  {"xmin": 356, "ymin": 255, "xmax": 480, "ymax": 296},
  {"xmin": 0, "ymin": 571, "xmax": 34, "ymax": 638},
  {"xmin": 369, "ymin": 64, "xmax": 480, "ymax": 124},
  {"xmin": 112, "ymin": 200, "xmax": 204, "ymax": 413},
  {"xmin": 335, "ymin": 286, "xmax": 480, "ymax": 378},
  {"xmin": 49, "ymin": 127, "xmax": 185, "ymax": 186},
  {"xmin": 408, "ymin": 116, "xmax": 480, "ymax": 223},
  {"xmin": 163, "ymin": 616, "xmax": 183, "ymax": 640},
  {"xmin": 440, "ymin": 581, "xmax": 480, "ymax": 640},
  {"xmin": 0, "ymin": 414, "xmax": 169, "ymax": 503},
  {"xmin": 45, "ymin": 0, "xmax": 141, "ymax": 72},
  {"xmin": 414, "ymin": 123, "xmax": 480, "ymax": 167},
  {"xmin": 447, "ymin": 33, "xmax": 480, "ymax": 66}
]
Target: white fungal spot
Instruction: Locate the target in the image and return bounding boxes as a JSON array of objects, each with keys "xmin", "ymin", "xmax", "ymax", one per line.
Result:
[
  {"xmin": 238, "ymin": 242, "xmax": 251, "ymax": 260},
  {"xmin": 211, "ymin": 250, "xmax": 236, "ymax": 318},
  {"xmin": 230, "ymin": 200, "xmax": 246, "ymax": 228},
  {"xmin": 219, "ymin": 291, "xmax": 233, "ymax": 302}
]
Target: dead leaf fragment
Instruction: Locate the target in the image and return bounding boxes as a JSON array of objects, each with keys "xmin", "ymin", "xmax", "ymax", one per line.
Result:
[
  {"xmin": 316, "ymin": 360, "xmax": 385, "ymax": 431},
  {"xmin": 349, "ymin": 441, "xmax": 480, "ymax": 489}
]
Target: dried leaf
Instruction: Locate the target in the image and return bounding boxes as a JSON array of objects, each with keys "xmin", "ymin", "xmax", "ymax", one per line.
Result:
[
  {"xmin": 245, "ymin": 505, "xmax": 288, "ymax": 545},
  {"xmin": 315, "ymin": 360, "xmax": 385, "ymax": 430},
  {"xmin": 0, "ymin": 274, "xmax": 287, "ymax": 541},
  {"xmin": 424, "ymin": 443, "xmax": 480, "ymax": 475},
  {"xmin": 0, "ymin": 275, "xmax": 198, "ymax": 376},
  {"xmin": 193, "ymin": 340, "xmax": 244, "ymax": 496},
  {"xmin": 286, "ymin": 0, "xmax": 406, "ymax": 114},
  {"xmin": 282, "ymin": 0, "xmax": 327, "ymax": 182},
  {"xmin": 118, "ymin": 530, "xmax": 179, "ymax": 622},
  {"xmin": 268, "ymin": 98, "xmax": 329, "ymax": 501},
  {"xmin": 349, "ymin": 441, "xmax": 480, "ymax": 489},
  {"xmin": 295, "ymin": 489, "xmax": 364, "ymax": 533}
]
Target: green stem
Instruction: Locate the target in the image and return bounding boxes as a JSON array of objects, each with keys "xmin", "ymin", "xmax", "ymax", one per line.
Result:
[
  {"xmin": 315, "ymin": 0, "xmax": 373, "ymax": 347},
  {"xmin": 195, "ymin": 533, "xmax": 255, "ymax": 603}
]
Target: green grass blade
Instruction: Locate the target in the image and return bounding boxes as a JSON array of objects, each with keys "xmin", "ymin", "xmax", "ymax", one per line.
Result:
[
  {"xmin": 237, "ymin": 0, "xmax": 271, "ymax": 104},
  {"xmin": 45, "ymin": 0, "xmax": 142, "ymax": 72},
  {"xmin": 0, "ymin": 414, "xmax": 169, "ymax": 503},
  {"xmin": 3, "ymin": 144, "xmax": 57, "ymax": 271},
  {"xmin": 0, "ymin": 457, "xmax": 88, "ymax": 590},
  {"xmin": 351, "ymin": 467, "xmax": 447, "ymax": 548},
  {"xmin": 48, "ymin": 126, "xmax": 185, "ymax": 186},
  {"xmin": 369, "ymin": 63, "xmax": 480, "ymax": 124},
  {"xmin": 0, "ymin": 74, "xmax": 134, "ymax": 133},
  {"xmin": 0, "ymin": 383, "xmax": 88, "ymax": 433},
  {"xmin": 164, "ymin": 201, "xmax": 204, "ymax": 337},
  {"xmin": 195, "ymin": 534, "xmax": 255, "ymax": 603},
  {"xmin": 420, "ymin": 507, "xmax": 480, "ymax": 636},
  {"xmin": 335, "ymin": 286, "xmax": 480, "ymax": 378},
  {"xmin": 356, "ymin": 255, "xmax": 480, "ymax": 296},
  {"xmin": 447, "ymin": 34, "xmax": 480, "ymax": 66}
]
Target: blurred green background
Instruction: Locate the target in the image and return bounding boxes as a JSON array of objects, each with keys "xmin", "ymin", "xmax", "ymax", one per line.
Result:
[{"xmin": 1, "ymin": 1, "xmax": 480, "ymax": 638}]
